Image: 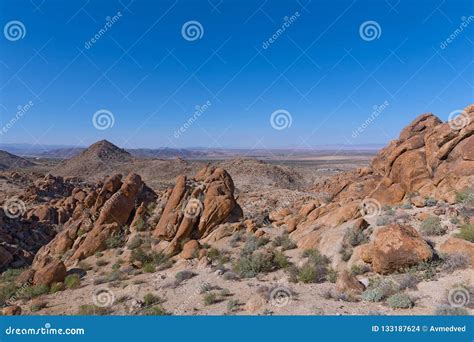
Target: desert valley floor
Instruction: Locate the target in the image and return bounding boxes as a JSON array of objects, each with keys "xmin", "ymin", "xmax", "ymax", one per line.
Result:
[{"xmin": 0, "ymin": 106, "xmax": 473, "ymax": 316}]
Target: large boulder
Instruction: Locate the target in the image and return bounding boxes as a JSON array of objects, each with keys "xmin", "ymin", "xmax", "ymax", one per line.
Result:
[
  {"xmin": 361, "ymin": 224, "xmax": 433, "ymax": 274},
  {"xmin": 33, "ymin": 259, "xmax": 67, "ymax": 286},
  {"xmin": 439, "ymin": 237, "xmax": 474, "ymax": 266},
  {"xmin": 154, "ymin": 166, "xmax": 242, "ymax": 255}
]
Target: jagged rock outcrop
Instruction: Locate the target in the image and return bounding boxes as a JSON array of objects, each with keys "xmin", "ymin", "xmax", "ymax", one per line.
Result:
[
  {"xmin": 154, "ymin": 165, "xmax": 242, "ymax": 255},
  {"xmin": 32, "ymin": 172, "xmax": 156, "ymax": 268},
  {"xmin": 270, "ymin": 105, "xmax": 474, "ymax": 256}
]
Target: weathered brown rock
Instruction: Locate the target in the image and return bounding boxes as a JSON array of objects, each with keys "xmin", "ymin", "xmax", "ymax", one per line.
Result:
[
  {"xmin": 361, "ymin": 224, "xmax": 433, "ymax": 274},
  {"xmin": 439, "ymin": 237, "xmax": 474, "ymax": 266},
  {"xmin": 335, "ymin": 270, "xmax": 365, "ymax": 296},
  {"xmin": 180, "ymin": 240, "xmax": 199, "ymax": 259},
  {"xmin": 33, "ymin": 259, "xmax": 67, "ymax": 286},
  {"xmin": 2, "ymin": 306, "xmax": 22, "ymax": 315}
]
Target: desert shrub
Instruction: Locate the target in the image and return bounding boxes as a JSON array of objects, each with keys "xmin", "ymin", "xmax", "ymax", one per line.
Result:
[
  {"xmin": 227, "ymin": 299, "xmax": 239, "ymax": 312},
  {"xmin": 96, "ymin": 259, "xmax": 109, "ymax": 267},
  {"xmin": 233, "ymin": 249, "xmax": 288, "ymax": 278},
  {"xmin": 133, "ymin": 217, "xmax": 146, "ymax": 232},
  {"xmin": 396, "ymin": 273, "xmax": 420, "ymax": 290},
  {"xmin": 0, "ymin": 268, "xmax": 22, "ymax": 282},
  {"xmin": 376, "ymin": 216, "xmax": 391, "ymax": 226},
  {"xmin": 407, "ymin": 260, "xmax": 443, "ymax": 281},
  {"xmin": 241, "ymin": 235, "xmax": 269, "ymax": 256},
  {"xmin": 175, "ymin": 270, "xmax": 196, "ymax": 284},
  {"xmin": 78, "ymin": 261, "xmax": 92, "ymax": 271},
  {"xmin": 424, "ymin": 197, "xmax": 437, "ymax": 207},
  {"xmin": 143, "ymin": 305, "xmax": 169, "ymax": 315},
  {"xmin": 127, "ymin": 236, "xmax": 142, "ymax": 250},
  {"xmin": 350, "ymin": 264, "xmax": 371, "ymax": 276},
  {"xmin": 105, "ymin": 226, "xmax": 127, "ymax": 249},
  {"xmin": 420, "ymin": 217, "xmax": 446, "ymax": 236},
  {"xmin": 343, "ymin": 227, "xmax": 370, "ymax": 248},
  {"xmin": 30, "ymin": 300, "xmax": 48, "ymax": 312},
  {"xmin": 362, "ymin": 278, "xmax": 398, "ymax": 302},
  {"xmin": 49, "ymin": 282, "xmax": 64, "ymax": 293},
  {"xmin": 272, "ymin": 233, "xmax": 297, "ymax": 251},
  {"xmin": 19, "ymin": 284, "xmax": 49, "ymax": 300},
  {"xmin": 340, "ymin": 248, "xmax": 353, "ymax": 262},
  {"xmin": 442, "ymin": 252, "xmax": 471, "ymax": 273},
  {"xmin": 77, "ymin": 305, "xmax": 109, "ymax": 315},
  {"xmin": 131, "ymin": 248, "xmax": 173, "ymax": 270},
  {"xmin": 229, "ymin": 231, "xmax": 245, "ymax": 247},
  {"xmin": 143, "ymin": 293, "xmax": 163, "ymax": 306},
  {"xmin": 142, "ymin": 263, "xmax": 155, "ymax": 273},
  {"xmin": 203, "ymin": 292, "xmax": 218, "ymax": 305},
  {"xmin": 64, "ymin": 274, "xmax": 81, "ymax": 289},
  {"xmin": 434, "ymin": 305, "xmax": 469, "ymax": 316},
  {"xmin": 456, "ymin": 224, "xmax": 474, "ymax": 242},
  {"xmin": 387, "ymin": 293, "xmax": 414, "ymax": 309},
  {"xmin": 326, "ymin": 268, "xmax": 338, "ymax": 283},
  {"xmin": 0, "ymin": 282, "xmax": 18, "ymax": 306},
  {"xmin": 455, "ymin": 187, "xmax": 474, "ymax": 205},
  {"xmin": 294, "ymin": 248, "xmax": 333, "ymax": 284},
  {"xmin": 401, "ymin": 203, "xmax": 413, "ymax": 209},
  {"xmin": 222, "ymin": 271, "xmax": 240, "ymax": 281}
]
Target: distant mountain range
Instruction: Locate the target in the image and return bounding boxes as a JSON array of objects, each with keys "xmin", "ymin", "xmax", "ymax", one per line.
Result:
[{"xmin": 0, "ymin": 142, "xmax": 382, "ymax": 160}]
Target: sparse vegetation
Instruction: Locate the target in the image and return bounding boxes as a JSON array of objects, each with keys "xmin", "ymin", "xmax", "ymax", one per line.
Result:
[
  {"xmin": 295, "ymin": 249, "xmax": 333, "ymax": 284},
  {"xmin": 227, "ymin": 299, "xmax": 239, "ymax": 312},
  {"xmin": 424, "ymin": 197, "xmax": 437, "ymax": 207},
  {"xmin": 456, "ymin": 223, "xmax": 474, "ymax": 242},
  {"xmin": 442, "ymin": 252, "xmax": 471, "ymax": 273},
  {"xmin": 420, "ymin": 216, "xmax": 446, "ymax": 236},
  {"xmin": 175, "ymin": 270, "xmax": 196, "ymax": 284},
  {"xmin": 19, "ymin": 284, "xmax": 50, "ymax": 300},
  {"xmin": 143, "ymin": 305, "xmax": 169, "ymax": 315},
  {"xmin": 143, "ymin": 293, "xmax": 164, "ymax": 306},
  {"xmin": 77, "ymin": 305, "xmax": 109, "ymax": 315},
  {"xmin": 272, "ymin": 233, "xmax": 297, "ymax": 250},
  {"xmin": 131, "ymin": 248, "xmax": 173, "ymax": 270},
  {"xmin": 233, "ymin": 248, "xmax": 290, "ymax": 278},
  {"xmin": 362, "ymin": 278, "xmax": 398, "ymax": 302},
  {"xmin": 387, "ymin": 293, "xmax": 414, "ymax": 309},
  {"xmin": 30, "ymin": 300, "xmax": 48, "ymax": 312},
  {"xmin": 203, "ymin": 292, "xmax": 218, "ymax": 305},
  {"xmin": 64, "ymin": 274, "xmax": 81, "ymax": 289}
]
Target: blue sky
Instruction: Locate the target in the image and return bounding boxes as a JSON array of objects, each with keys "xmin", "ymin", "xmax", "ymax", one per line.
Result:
[{"xmin": 0, "ymin": 0, "xmax": 473, "ymax": 149}]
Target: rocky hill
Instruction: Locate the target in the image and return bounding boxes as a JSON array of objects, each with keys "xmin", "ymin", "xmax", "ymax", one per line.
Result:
[
  {"xmin": 0, "ymin": 150, "xmax": 34, "ymax": 171},
  {"xmin": 53, "ymin": 140, "xmax": 133, "ymax": 178}
]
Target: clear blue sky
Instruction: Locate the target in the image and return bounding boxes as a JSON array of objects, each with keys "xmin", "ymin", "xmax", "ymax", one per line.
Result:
[{"xmin": 0, "ymin": 0, "xmax": 473, "ymax": 149}]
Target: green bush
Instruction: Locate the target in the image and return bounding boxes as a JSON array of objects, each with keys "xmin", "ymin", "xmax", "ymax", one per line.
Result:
[
  {"xmin": 362, "ymin": 278, "xmax": 398, "ymax": 302},
  {"xmin": 143, "ymin": 305, "xmax": 169, "ymax": 315},
  {"xmin": 455, "ymin": 187, "xmax": 474, "ymax": 205},
  {"xmin": 175, "ymin": 270, "xmax": 196, "ymax": 284},
  {"xmin": 19, "ymin": 284, "xmax": 50, "ymax": 300},
  {"xmin": 456, "ymin": 224, "xmax": 474, "ymax": 242},
  {"xmin": 387, "ymin": 293, "xmax": 414, "ymax": 309},
  {"xmin": 49, "ymin": 282, "xmax": 64, "ymax": 293},
  {"xmin": 77, "ymin": 305, "xmax": 109, "ymax": 315},
  {"xmin": 233, "ymin": 249, "xmax": 288, "ymax": 278},
  {"xmin": 143, "ymin": 293, "xmax": 163, "ymax": 306},
  {"xmin": 420, "ymin": 217, "xmax": 446, "ymax": 236},
  {"xmin": 203, "ymin": 292, "xmax": 218, "ymax": 306},
  {"xmin": 241, "ymin": 235, "xmax": 269, "ymax": 256},
  {"xmin": 64, "ymin": 274, "xmax": 81, "ymax": 289},
  {"xmin": 272, "ymin": 233, "xmax": 297, "ymax": 250},
  {"xmin": 227, "ymin": 299, "xmax": 239, "ymax": 312}
]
